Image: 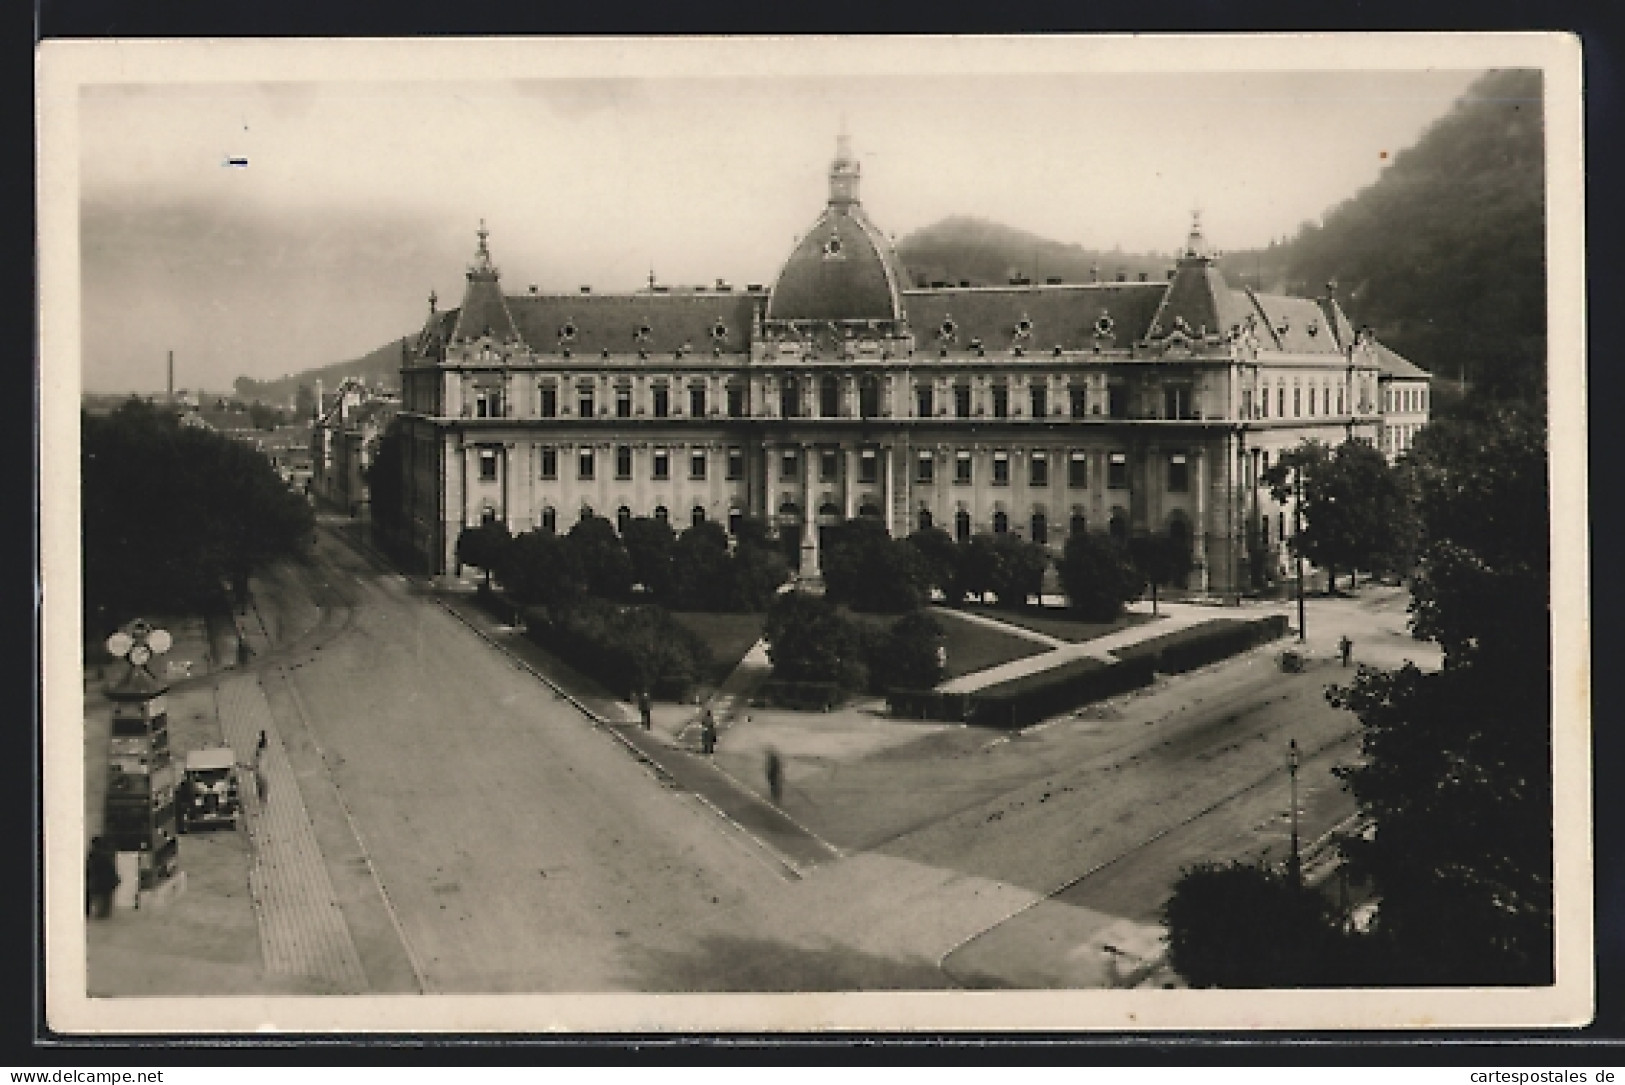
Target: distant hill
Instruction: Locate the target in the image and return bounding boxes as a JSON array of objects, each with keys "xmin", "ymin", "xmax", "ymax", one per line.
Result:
[
  {"xmin": 235, "ymin": 335, "xmax": 411, "ymax": 408},
  {"xmin": 896, "ymin": 216, "xmax": 1172, "ymax": 288},
  {"xmin": 1231, "ymin": 69, "xmax": 1545, "ymax": 394}
]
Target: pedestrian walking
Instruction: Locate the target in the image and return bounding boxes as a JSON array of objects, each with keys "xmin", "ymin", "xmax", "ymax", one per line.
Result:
[
  {"xmin": 765, "ymin": 748, "xmax": 783, "ymax": 805},
  {"xmin": 1338, "ymin": 635, "xmax": 1353, "ymax": 667},
  {"xmin": 255, "ymin": 765, "xmax": 269, "ymax": 803},
  {"xmin": 637, "ymin": 689, "xmax": 653, "ymax": 731},
  {"xmin": 700, "ymin": 710, "xmax": 717, "ymax": 756},
  {"xmin": 255, "ymin": 729, "xmax": 268, "ymax": 767},
  {"xmin": 85, "ymin": 836, "xmax": 118, "ymax": 918}
]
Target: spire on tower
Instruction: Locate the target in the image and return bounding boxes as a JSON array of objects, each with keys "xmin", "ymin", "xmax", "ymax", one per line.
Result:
[
  {"xmin": 468, "ymin": 219, "xmax": 498, "ymax": 280},
  {"xmin": 1184, "ymin": 207, "xmax": 1209, "ymax": 259},
  {"xmin": 828, "ymin": 127, "xmax": 861, "ymax": 207}
]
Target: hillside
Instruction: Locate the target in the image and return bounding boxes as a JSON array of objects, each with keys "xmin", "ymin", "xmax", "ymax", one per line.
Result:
[
  {"xmin": 896, "ymin": 216, "xmax": 1170, "ymax": 288},
  {"xmin": 1267, "ymin": 68, "xmax": 1545, "ymax": 395}
]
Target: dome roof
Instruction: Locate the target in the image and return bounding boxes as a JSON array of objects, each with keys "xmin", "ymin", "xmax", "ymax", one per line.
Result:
[
  {"xmin": 766, "ymin": 133, "xmax": 906, "ymax": 324},
  {"xmin": 767, "ymin": 208, "xmax": 906, "ymax": 323}
]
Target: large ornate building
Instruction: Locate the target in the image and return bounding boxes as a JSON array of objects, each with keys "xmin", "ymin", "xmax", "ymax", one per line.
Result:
[{"xmin": 393, "ymin": 135, "xmax": 1428, "ymax": 592}]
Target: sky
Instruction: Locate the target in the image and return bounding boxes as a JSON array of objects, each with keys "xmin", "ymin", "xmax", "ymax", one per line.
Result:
[{"xmin": 67, "ymin": 43, "xmax": 1489, "ymax": 394}]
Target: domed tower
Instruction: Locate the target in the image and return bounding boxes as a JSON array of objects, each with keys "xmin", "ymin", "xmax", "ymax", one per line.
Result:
[{"xmin": 764, "ymin": 132, "xmax": 910, "ymax": 339}]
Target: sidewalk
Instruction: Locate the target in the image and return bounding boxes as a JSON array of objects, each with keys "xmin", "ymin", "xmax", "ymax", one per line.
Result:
[
  {"xmin": 216, "ymin": 674, "xmax": 369, "ymax": 993},
  {"xmin": 937, "ymin": 601, "xmax": 1283, "ymax": 694}
]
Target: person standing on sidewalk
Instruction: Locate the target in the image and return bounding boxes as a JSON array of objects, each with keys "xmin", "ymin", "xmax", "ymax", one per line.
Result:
[
  {"xmin": 765, "ymin": 748, "xmax": 783, "ymax": 805},
  {"xmin": 700, "ymin": 709, "xmax": 717, "ymax": 755},
  {"xmin": 1338, "ymin": 635, "xmax": 1353, "ymax": 667},
  {"xmin": 85, "ymin": 836, "xmax": 118, "ymax": 918},
  {"xmin": 637, "ymin": 689, "xmax": 653, "ymax": 731}
]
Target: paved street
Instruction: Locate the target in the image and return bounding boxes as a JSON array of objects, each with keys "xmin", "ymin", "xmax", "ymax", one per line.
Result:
[{"xmin": 88, "ymin": 519, "xmax": 1435, "ymax": 994}]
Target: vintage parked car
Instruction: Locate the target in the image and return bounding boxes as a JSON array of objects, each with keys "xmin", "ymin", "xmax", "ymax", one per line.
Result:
[{"xmin": 178, "ymin": 747, "xmax": 241, "ymax": 831}]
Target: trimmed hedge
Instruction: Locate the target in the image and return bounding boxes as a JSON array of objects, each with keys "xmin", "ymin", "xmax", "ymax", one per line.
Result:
[
  {"xmin": 887, "ymin": 654, "xmax": 1157, "ymax": 730},
  {"xmin": 1112, "ymin": 615, "xmax": 1290, "ymax": 674},
  {"xmin": 759, "ymin": 679, "xmax": 845, "ymax": 711}
]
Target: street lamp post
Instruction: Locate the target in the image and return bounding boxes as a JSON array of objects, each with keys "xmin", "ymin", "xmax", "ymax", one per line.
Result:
[
  {"xmin": 1287, "ymin": 737, "xmax": 1302, "ymax": 886},
  {"xmin": 1294, "ymin": 467, "xmax": 1307, "ymax": 643}
]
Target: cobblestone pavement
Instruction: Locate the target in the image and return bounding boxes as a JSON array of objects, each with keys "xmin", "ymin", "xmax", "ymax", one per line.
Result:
[{"xmin": 215, "ymin": 674, "xmax": 369, "ymax": 992}]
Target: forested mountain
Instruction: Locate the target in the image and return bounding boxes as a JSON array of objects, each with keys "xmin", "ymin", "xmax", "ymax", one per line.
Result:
[
  {"xmin": 1240, "ymin": 68, "xmax": 1545, "ymax": 396},
  {"xmin": 896, "ymin": 216, "xmax": 1171, "ymax": 288}
]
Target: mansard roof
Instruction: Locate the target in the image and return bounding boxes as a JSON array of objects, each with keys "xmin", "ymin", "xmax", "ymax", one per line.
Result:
[
  {"xmin": 1373, "ymin": 340, "xmax": 1431, "ymax": 380},
  {"xmin": 507, "ymin": 290, "xmax": 761, "ymax": 356},
  {"xmin": 900, "ymin": 282, "xmax": 1167, "ymax": 352}
]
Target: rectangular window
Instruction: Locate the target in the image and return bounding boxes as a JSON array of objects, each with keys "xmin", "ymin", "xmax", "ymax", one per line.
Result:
[
  {"xmin": 1308, "ymin": 385, "xmax": 1316, "ymax": 416},
  {"xmin": 652, "ymin": 449, "xmax": 670, "ymax": 481},
  {"xmin": 859, "ymin": 449, "xmax": 878, "ymax": 485},
  {"xmin": 916, "ymin": 450, "xmax": 934, "ymax": 484},
  {"xmin": 1293, "ymin": 387, "xmax": 1302, "ymax": 417},
  {"xmin": 1261, "ymin": 386, "xmax": 1270, "ymax": 418},
  {"xmin": 539, "ymin": 385, "xmax": 557, "ymax": 418},
  {"xmin": 1323, "ymin": 387, "xmax": 1332, "ymax": 415},
  {"xmin": 992, "ymin": 384, "xmax": 1009, "ymax": 419},
  {"xmin": 1167, "ymin": 452, "xmax": 1189, "ymax": 493},
  {"xmin": 781, "ymin": 449, "xmax": 798, "ymax": 481},
  {"xmin": 954, "ymin": 384, "xmax": 972, "ymax": 418},
  {"xmin": 578, "ymin": 448, "xmax": 595, "ymax": 480},
  {"xmin": 578, "ymin": 385, "xmax": 596, "ymax": 419},
  {"xmin": 1108, "ymin": 384, "xmax": 1128, "ymax": 419},
  {"xmin": 820, "ymin": 449, "xmax": 839, "ymax": 483},
  {"xmin": 1108, "ymin": 451, "xmax": 1129, "ymax": 490},
  {"xmin": 1278, "ymin": 387, "xmax": 1286, "ymax": 417},
  {"xmin": 478, "ymin": 448, "xmax": 498, "ymax": 481},
  {"xmin": 1337, "ymin": 387, "xmax": 1345, "ymax": 415},
  {"xmin": 727, "ymin": 383, "xmax": 746, "ymax": 418},
  {"xmin": 726, "ymin": 446, "xmax": 744, "ymax": 481},
  {"xmin": 1242, "ymin": 389, "xmax": 1253, "ymax": 419},
  {"xmin": 780, "ymin": 380, "xmax": 799, "ymax": 419},
  {"xmin": 1067, "ymin": 451, "xmax": 1087, "ymax": 489},
  {"xmin": 1070, "ymin": 385, "xmax": 1087, "ymax": 419},
  {"xmin": 690, "ymin": 450, "xmax": 707, "ymax": 481},
  {"xmin": 1029, "ymin": 450, "xmax": 1048, "ymax": 487},
  {"xmin": 615, "ymin": 445, "xmax": 633, "ymax": 480},
  {"xmin": 1163, "ymin": 384, "xmax": 1191, "ymax": 420},
  {"xmin": 917, "ymin": 383, "xmax": 934, "ymax": 418},
  {"xmin": 954, "ymin": 450, "xmax": 973, "ymax": 485},
  {"xmin": 690, "ymin": 385, "xmax": 707, "ymax": 418},
  {"xmin": 652, "ymin": 385, "xmax": 670, "ymax": 419},
  {"xmin": 615, "ymin": 385, "xmax": 632, "ymax": 419},
  {"xmin": 1030, "ymin": 383, "xmax": 1048, "ymax": 419},
  {"xmin": 992, "ymin": 450, "xmax": 1010, "ymax": 485},
  {"xmin": 539, "ymin": 445, "xmax": 558, "ymax": 480}
]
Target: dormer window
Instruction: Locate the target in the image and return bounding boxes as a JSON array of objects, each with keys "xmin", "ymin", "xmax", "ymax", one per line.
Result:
[
  {"xmin": 635, "ymin": 323, "xmax": 653, "ymax": 341},
  {"xmin": 1094, "ymin": 314, "xmax": 1115, "ymax": 337},
  {"xmin": 559, "ymin": 322, "xmax": 578, "ymax": 342},
  {"xmin": 822, "ymin": 234, "xmax": 843, "ymax": 258},
  {"xmin": 938, "ymin": 317, "xmax": 957, "ymax": 341},
  {"xmin": 711, "ymin": 321, "xmax": 729, "ymax": 341},
  {"xmin": 1014, "ymin": 317, "xmax": 1033, "ymax": 338},
  {"xmin": 1307, "ymin": 319, "xmax": 1320, "ymax": 337}
]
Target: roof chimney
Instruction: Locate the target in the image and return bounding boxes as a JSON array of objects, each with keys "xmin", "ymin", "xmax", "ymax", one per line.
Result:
[{"xmin": 579, "ymin": 285, "xmax": 592, "ymax": 294}]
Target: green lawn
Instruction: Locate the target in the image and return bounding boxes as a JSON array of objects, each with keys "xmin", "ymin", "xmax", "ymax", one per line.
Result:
[
  {"xmin": 669, "ymin": 610, "xmax": 768, "ymax": 684},
  {"xmin": 837, "ymin": 605, "xmax": 1051, "ymax": 682},
  {"xmin": 931, "ymin": 609, "xmax": 1053, "ymax": 680},
  {"xmin": 959, "ymin": 604, "xmax": 1156, "ymax": 644}
]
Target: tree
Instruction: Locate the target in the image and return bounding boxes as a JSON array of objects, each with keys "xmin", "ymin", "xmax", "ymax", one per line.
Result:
[
  {"xmin": 727, "ymin": 536, "xmax": 790, "ymax": 612},
  {"xmin": 1263, "ymin": 438, "xmax": 1414, "ymax": 591},
  {"xmin": 870, "ymin": 610, "xmax": 946, "ymax": 692},
  {"xmin": 500, "ymin": 529, "xmax": 585, "ymax": 607},
  {"xmin": 905, "ymin": 526, "xmax": 959, "ymax": 601},
  {"xmin": 1326, "ymin": 401, "xmax": 1551, "ymax": 984},
  {"xmin": 822, "ymin": 519, "xmax": 930, "ymax": 613},
  {"xmin": 1056, "ymin": 532, "xmax": 1143, "ymax": 620},
  {"xmin": 984, "ymin": 533, "xmax": 1049, "ymax": 609},
  {"xmin": 670, "ymin": 520, "xmax": 733, "ymax": 611},
  {"xmin": 365, "ymin": 421, "xmax": 407, "ymax": 556},
  {"xmin": 622, "ymin": 515, "xmax": 677, "ymax": 599},
  {"xmin": 1127, "ymin": 531, "xmax": 1190, "ymax": 615},
  {"xmin": 455, "ymin": 521, "xmax": 512, "ymax": 589},
  {"xmin": 1163, "ymin": 861, "xmax": 1355, "ymax": 987},
  {"xmin": 82, "ymin": 399, "xmax": 313, "ymax": 628},
  {"xmin": 763, "ymin": 592, "xmax": 864, "ymax": 690},
  {"xmin": 566, "ymin": 513, "xmax": 634, "ymax": 601}
]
